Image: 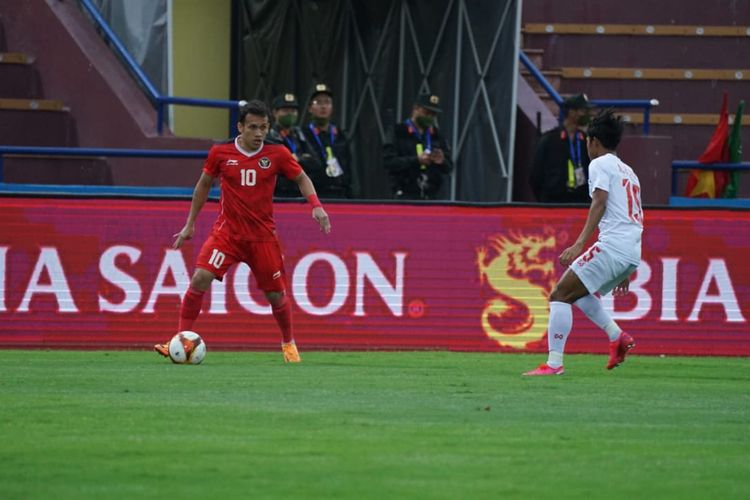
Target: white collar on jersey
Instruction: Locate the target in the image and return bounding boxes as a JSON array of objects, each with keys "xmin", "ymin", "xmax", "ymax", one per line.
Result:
[{"xmin": 234, "ymin": 136, "xmax": 263, "ymax": 157}]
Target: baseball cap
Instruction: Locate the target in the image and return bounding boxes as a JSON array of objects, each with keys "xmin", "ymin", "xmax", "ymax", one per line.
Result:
[
  {"xmin": 310, "ymin": 83, "xmax": 333, "ymax": 100},
  {"xmin": 415, "ymin": 93, "xmax": 443, "ymax": 113},
  {"xmin": 562, "ymin": 93, "xmax": 593, "ymax": 110},
  {"xmin": 271, "ymin": 93, "xmax": 299, "ymax": 110}
]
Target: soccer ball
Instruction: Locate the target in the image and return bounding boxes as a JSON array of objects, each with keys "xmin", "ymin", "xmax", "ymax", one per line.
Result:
[{"xmin": 168, "ymin": 331, "xmax": 206, "ymax": 365}]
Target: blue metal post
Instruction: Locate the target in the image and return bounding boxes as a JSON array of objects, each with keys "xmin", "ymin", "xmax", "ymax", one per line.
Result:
[{"xmin": 157, "ymin": 101, "xmax": 164, "ymax": 135}]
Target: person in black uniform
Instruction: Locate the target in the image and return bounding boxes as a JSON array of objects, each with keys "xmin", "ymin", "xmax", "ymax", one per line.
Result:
[
  {"xmin": 383, "ymin": 93, "xmax": 453, "ymax": 200},
  {"xmin": 530, "ymin": 93, "xmax": 593, "ymax": 203},
  {"xmin": 268, "ymin": 92, "xmax": 317, "ymax": 198},
  {"xmin": 300, "ymin": 83, "xmax": 351, "ymax": 199}
]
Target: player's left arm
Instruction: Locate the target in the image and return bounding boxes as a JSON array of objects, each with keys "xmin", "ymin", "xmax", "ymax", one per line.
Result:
[
  {"xmin": 294, "ymin": 171, "xmax": 331, "ymax": 234},
  {"xmin": 559, "ymin": 188, "xmax": 607, "ymax": 266}
]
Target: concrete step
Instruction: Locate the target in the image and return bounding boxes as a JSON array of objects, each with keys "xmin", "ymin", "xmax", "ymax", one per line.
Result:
[
  {"xmin": 561, "ymin": 67, "xmax": 749, "ymax": 81},
  {"xmin": 0, "ymin": 55, "xmax": 42, "ymax": 98},
  {"xmin": 522, "ymin": 0, "xmax": 749, "ymax": 25},
  {"xmin": 535, "ymin": 92, "xmax": 560, "ymax": 115},
  {"xmin": 520, "ymin": 69, "xmax": 562, "ymax": 94},
  {"xmin": 523, "ymin": 23, "xmax": 750, "ymax": 37},
  {"xmin": 521, "ymin": 48, "xmax": 545, "ymax": 68},
  {"xmin": 556, "ymin": 78, "xmax": 747, "ymax": 114},
  {"xmin": 634, "ymin": 123, "xmax": 750, "ymax": 161},
  {"xmin": 0, "ymin": 108, "xmax": 76, "ymax": 146},
  {"xmin": 0, "ymin": 97, "xmax": 65, "ymax": 111},
  {"xmin": 0, "ymin": 52, "xmax": 35, "ymax": 64},
  {"xmin": 619, "ymin": 112, "xmax": 749, "ymax": 126},
  {"xmin": 523, "ymin": 35, "xmax": 750, "ymax": 70}
]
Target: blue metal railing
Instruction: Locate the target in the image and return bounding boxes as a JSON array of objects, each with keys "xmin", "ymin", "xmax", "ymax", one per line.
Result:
[
  {"xmin": 0, "ymin": 146, "xmax": 210, "ymax": 196},
  {"xmin": 670, "ymin": 160, "xmax": 750, "ymax": 196},
  {"xmin": 519, "ymin": 51, "xmax": 659, "ymax": 134},
  {"xmin": 78, "ymin": 0, "xmax": 240, "ymax": 136}
]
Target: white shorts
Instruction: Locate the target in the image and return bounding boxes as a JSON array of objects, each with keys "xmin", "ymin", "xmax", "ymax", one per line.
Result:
[{"xmin": 570, "ymin": 242, "xmax": 638, "ymax": 296}]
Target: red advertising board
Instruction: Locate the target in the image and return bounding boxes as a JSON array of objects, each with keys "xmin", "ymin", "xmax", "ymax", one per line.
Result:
[{"xmin": 1, "ymin": 197, "xmax": 749, "ymax": 355}]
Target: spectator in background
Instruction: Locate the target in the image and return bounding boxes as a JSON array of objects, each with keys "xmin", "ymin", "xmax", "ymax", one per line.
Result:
[
  {"xmin": 301, "ymin": 83, "xmax": 351, "ymax": 199},
  {"xmin": 383, "ymin": 93, "xmax": 453, "ymax": 200},
  {"xmin": 530, "ymin": 93, "xmax": 593, "ymax": 203},
  {"xmin": 268, "ymin": 92, "xmax": 317, "ymax": 197}
]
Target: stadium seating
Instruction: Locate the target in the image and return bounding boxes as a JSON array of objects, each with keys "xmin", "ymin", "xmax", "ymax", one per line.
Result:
[
  {"xmin": 0, "ymin": 2, "xmax": 216, "ymax": 189},
  {"xmin": 0, "ymin": 12, "xmax": 114, "ymax": 185},
  {"xmin": 521, "ymin": 1, "xmax": 750, "ymax": 163}
]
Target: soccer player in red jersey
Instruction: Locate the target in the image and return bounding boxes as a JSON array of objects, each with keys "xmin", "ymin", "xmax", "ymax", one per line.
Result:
[{"xmin": 155, "ymin": 99, "xmax": 331, "ymax": 363}]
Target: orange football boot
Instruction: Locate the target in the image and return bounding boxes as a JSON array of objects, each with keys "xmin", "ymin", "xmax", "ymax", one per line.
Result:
[
  {"xmin": 282, "ymin": 341, "xmax": 301, "ymax": 363},
  {"xmin": 154, "ymin": 343, "xmax": 170, "ymax": 358}
]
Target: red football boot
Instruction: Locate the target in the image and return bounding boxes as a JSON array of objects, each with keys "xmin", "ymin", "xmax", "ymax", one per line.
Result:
[
  {"xmin": 607, "ymin": 332, "xmax": 635, "ymax": 370},
  {"xmin": 523, "ymin": 363, "xmax": 564, "ymax": 376}
]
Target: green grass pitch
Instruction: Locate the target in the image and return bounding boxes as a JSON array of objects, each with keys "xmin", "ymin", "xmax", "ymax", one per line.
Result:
[{"xmin": 1, "ymin": 350, "xmax": 748, "ymax": 499}]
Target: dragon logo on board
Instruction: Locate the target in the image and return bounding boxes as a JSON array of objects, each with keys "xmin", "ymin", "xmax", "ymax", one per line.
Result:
[{"xmin": 476, "ymin": 228, "xmax": 558, "ymax": 349}]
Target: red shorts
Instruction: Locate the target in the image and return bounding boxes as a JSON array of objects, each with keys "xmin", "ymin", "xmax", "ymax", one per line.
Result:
[{"xmin": 195, "ymin": 231, "xmax": 287, "ymax": 292}]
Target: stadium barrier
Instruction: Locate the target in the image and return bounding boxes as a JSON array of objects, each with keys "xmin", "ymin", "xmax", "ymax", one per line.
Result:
[
  {"xmin": 669, "ymin": 161, "xmax": 750, "ymax": 207},
  {"xmin": 0, "ymin": 145, "xmax": 209, "ymax": 188},
  {"xmin": 1, "ymin": 197, "xmax": 749, "ymax": 356}
]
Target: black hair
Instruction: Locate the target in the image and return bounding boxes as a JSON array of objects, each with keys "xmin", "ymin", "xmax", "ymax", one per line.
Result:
[
  {"xmin": 586, "ymin": 108, "xmax": 624, "ymax": 150},
  {"xmin": 238, "ymin": 99, "xmax": 270, "ymax": 124}
]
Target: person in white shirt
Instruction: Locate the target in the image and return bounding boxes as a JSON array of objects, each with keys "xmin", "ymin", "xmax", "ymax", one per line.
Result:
[{"xmin": 524, "ymin": 109, "xmax": 643, "ymax": 376}]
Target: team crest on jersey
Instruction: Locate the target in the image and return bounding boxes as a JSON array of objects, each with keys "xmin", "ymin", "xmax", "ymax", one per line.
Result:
[
  {"xmin": 258, "ymin": 157, "xmax": 271, "ymax": 169},
  {"xmin": 226, "ymin": 159, "xmax": 239, "ymax": 166}
]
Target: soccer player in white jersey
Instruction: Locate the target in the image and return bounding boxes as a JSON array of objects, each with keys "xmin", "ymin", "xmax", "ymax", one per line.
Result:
[{"xmin": 524, "ymin": 109, "xmax": 643, "ymax": 376}]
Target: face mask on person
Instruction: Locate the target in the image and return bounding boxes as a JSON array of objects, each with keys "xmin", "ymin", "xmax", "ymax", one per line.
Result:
[
  {"xmin": 577, "ymin": 113, "xmax": 591, "ymax": 126},
  {"xmin": 415, "ymin": 115, "xmax": 434, "ymax": 129},
  {"xmin": 312, "ymin": 115, "xmax": 329, "ymax": 127},
  {"xmin": 278, "ymin": 113, "xmax": 297, "ymax": 128}
]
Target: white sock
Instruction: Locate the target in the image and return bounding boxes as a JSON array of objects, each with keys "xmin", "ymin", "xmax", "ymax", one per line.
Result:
[
  {"xmin": 574, "ymin": 294, "xmax": 622, "ymax": 341},
  {"xmin": 546, "ymin": 301, "xmax": 572, "ymax": 368}
]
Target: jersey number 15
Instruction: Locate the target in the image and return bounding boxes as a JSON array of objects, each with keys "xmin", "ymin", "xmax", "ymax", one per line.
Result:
[{"xmin": 622, "ymin": 178, "xmax": 643, "ymax": 225}]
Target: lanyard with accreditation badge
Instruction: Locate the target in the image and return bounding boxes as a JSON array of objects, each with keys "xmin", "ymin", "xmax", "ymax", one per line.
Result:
[
  {"xmin": 280, "ymin": 129, "xmax": 297, "ymax": 156},
  {"xmin": 405, "ymin": 119, "xmax": 432, "ymax": 171},
  {"xmin": 309, "ymin": 123, "xmax": 343, "ymax": 177},
  {"xmin": 564, "ymin": 130, "xmax": 586, "ymax": 189}
]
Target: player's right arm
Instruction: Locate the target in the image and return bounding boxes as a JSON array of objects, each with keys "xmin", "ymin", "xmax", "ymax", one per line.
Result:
[{"xmin": 173, "ymin": 172, "xmax": 214, "ymax": 249}]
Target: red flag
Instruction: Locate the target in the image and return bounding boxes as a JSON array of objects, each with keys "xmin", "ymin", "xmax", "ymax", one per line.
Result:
[{"xmin": 686, "ymin": 93, "xmax": 730, "ymax": 198}]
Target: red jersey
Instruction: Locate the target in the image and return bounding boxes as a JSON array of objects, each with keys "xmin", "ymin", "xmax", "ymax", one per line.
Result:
[{"xmin": 203, "ymin": 138, "xmax": 303, "ymax": 241}]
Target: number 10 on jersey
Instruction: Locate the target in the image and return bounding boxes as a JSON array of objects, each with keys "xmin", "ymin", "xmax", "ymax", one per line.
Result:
[{"xmin": 240, "ymin": 169, "xmax": 256, "ymax": 186}]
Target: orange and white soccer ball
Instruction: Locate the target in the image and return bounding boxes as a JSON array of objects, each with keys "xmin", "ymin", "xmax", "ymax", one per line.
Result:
[{"xmin": 168, "ymin": 331, "xmax": 206, "ymax": 365}]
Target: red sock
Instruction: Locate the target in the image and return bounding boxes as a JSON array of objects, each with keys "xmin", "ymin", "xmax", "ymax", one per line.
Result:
[
  {"xmin": 271, "ymin": 294, "xmax": 294, "ymax": 343},
  {"xmin": 179, "ymin": 286, "xmax": 206, "ymax": 332}
]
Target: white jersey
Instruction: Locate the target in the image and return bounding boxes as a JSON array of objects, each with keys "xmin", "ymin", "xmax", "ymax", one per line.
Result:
[{"xmin": 588, "ymin": 153, "xmax": 644, "ymax": 264}]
